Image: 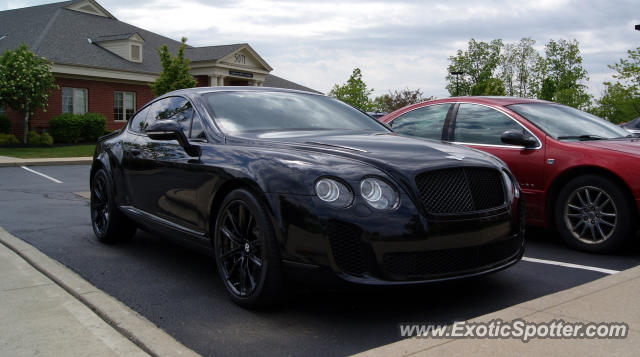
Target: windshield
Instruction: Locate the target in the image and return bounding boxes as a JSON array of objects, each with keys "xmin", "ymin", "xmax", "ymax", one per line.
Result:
[
  {"xmin": 204, "ymin": 91, "xmax": 389, "ymax": 134},
  {"xmin": 507, "ymin": 103, "xmax": 630, "ymax": 140}
]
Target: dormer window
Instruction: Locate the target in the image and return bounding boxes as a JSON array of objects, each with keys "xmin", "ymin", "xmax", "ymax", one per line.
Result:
[
  {"xmin": 92, "ymin": 32, "xmax": 144, "ymax": 63},
  {"xmin": 131, "ymin": 45, "xmax": 141, "ymax": 62}
]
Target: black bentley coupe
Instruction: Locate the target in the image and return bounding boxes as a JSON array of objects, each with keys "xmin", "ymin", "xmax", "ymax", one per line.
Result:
[{"xmin": 90, "ymin": 87, "xmax": 525, "ymax": 307}]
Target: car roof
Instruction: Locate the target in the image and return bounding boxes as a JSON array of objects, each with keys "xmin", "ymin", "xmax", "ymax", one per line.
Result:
[
  {"xmin": 161, "ymin": 86, "xmax": 324, "ymax": 99},
  {"xmin": 627, "ymin": 117, "xmax": 640, "ymax": 127},
  {"xmin": 427, "ymin": 96, "xmax": 550, "ymax": 106},
  {"xmin": 381, "ymin": 96, "xmax": 552, "ymax": 121}
]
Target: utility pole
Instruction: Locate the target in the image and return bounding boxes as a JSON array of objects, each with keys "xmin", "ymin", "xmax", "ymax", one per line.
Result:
[{"xmin": 450, "ymin": 71, "xmax": 463, "ymax": 97}]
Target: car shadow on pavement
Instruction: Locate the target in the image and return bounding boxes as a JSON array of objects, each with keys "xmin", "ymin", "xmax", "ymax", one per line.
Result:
[{"xmin": 75, "ymin": 226, "xmax": 640, "ymax": 357}]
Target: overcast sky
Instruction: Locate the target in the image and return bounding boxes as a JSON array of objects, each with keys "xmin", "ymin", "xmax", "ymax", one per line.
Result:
[{"xmin": 1, "ymin": 0, "xmax": 639, "ymax": 98}]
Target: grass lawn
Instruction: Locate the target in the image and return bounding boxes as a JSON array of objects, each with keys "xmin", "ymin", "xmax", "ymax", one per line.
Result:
[{"xmin": 0, "ymin": 144, "xmax": 95, "ymax": 158}]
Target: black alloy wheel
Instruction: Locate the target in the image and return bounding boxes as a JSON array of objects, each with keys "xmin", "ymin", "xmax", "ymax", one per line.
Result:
[
  {"xmin": 90, "ymin": 169, "xmax": 136, "ymax": 243},
  {"xmin": 214, "ymin": 189, "xmax": 282, "ymax": 308},
  {"xmin": 91, "ymin": 172, "xmax": 110, "ymax": 236}
]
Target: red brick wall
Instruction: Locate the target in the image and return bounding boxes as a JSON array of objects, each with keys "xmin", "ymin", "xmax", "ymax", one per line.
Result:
[{"xmin": 7, "ymin": 76, "xmax": 155, "ymax": 139}]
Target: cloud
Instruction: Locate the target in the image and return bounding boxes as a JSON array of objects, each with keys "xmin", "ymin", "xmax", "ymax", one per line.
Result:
[{"xmin": 2, "ymin": 0, "xmax": 639, "ymax": 98}]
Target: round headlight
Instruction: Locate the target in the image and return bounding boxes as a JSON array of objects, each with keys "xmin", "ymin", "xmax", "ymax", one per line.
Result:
[
  {"xmin": 360, "ymin": 177, "xmax": 399, "ymax": 210},
  {"xmin": 315, "ymin": 178, "xmax": 353, "ymax": 208}
]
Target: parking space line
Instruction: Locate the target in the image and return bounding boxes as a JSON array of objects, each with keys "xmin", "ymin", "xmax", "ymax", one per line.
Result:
[
  {"xmin": 20, "ymin": 166, "xmax": 63, "ymax": 184},
  {"xmin": 522, "ymin": 256, "xmax": 619, "ymax": 275}
]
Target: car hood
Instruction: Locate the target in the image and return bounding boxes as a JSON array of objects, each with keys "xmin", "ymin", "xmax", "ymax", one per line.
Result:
[
  {"xmin": 229, "ymin": 131, "xmax": 503, "ymax": 179},
  {"xmin": 580, "ymin": 138, "xmax": 640, "ymax": 157}
]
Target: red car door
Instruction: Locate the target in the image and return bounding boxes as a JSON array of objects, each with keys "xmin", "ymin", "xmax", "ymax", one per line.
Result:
[{"xmin": 450, "ymin": 103, "xmax": 547, "ymax": 223}]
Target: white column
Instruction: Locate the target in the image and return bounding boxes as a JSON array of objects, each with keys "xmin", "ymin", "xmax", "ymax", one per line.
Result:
[
  {"xmin": 218, "ymin": 76, "xmax": 225, "ymax": 86},
  {"xmin": 257, "ymin": 81, "xmax": 264, "ymax": 87},
  {"xmin": 208, "ymin": 76, "xmax": 216, "ymax": 86}
]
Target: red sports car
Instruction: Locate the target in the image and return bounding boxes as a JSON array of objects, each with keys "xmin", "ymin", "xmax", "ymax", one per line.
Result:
[{"xmin": 380, "ymin": 97, "xmax": 640, "ymax": 253}]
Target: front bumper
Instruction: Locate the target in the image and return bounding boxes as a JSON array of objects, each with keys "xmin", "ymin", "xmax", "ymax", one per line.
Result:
[{"xmin": 266, "ymin": 192, "xmax": 525, "ymax": 285}]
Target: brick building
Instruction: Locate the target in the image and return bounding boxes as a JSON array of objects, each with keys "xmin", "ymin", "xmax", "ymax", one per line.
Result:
[{"xmin": 0, "ymin": 0, "xmax": 319, "ymax": 138}]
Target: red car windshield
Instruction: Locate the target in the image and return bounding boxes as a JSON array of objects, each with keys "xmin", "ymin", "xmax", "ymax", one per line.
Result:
[{"xmin": 508, "ymin": 103, "xmax": 631, "ymax": 140}]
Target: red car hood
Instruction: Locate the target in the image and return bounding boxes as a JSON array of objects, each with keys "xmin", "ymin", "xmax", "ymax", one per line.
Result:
[{"xmin": 581, "ymin": 139, "xmax": 640, "ymax": 157}]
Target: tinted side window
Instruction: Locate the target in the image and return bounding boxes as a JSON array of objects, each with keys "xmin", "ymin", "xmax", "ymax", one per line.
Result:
[
  {"xmin": 129, "ymin": 105, "xmax": 150, "ymax": 133},
  {"xmin": 390, "ymin": 104, "xmax": 450, "ymax": 140},
  {"xmin": 454, "ymin": 104, "xmax": 524, "ymax": 145},
  {"xmin": 190, "ymin": 110, "xmax": 206, "ymax": 140},
  {"xmin": 148, "ymin": 97, "xmax": 193, "ymax": 137}
]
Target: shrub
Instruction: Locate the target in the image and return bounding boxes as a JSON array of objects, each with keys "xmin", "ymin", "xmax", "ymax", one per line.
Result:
[
  {"xmin": 48, "ymin": 112, "xmax": 108, "ymax": 143},
  {"xmin": 27, "ymin": 130, "xmax": 41, "ymax": 144},
  {"xmin": 40, "ymin": 132, "xmax": 54, "ymax": 145},
  {"xmin": 0, "ymin": 114, "xmax": 11, "ymax": 134},
  {"xmin": 0, "ymin": 133, "xmax": 19, "ymax": 145},
  {"xmin": 81, "ymin": 113, "xmax": 107, "ymax": 142},
  {"xmin": 49, "ymin": 113, "xmax": 83, "ymax": 143}
]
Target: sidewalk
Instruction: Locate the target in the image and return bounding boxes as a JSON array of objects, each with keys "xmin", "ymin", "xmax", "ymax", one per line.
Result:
[
  {"xmin": 0, "ymin": 227, "xmax": 199, "ymax": 357},
  {"xmin": 0, "ymin": 155, "xmax": 92, "ymax": 167},
  {"xmin": 356, "ymin": 266, "xmax": 640, "ymax": 356}
]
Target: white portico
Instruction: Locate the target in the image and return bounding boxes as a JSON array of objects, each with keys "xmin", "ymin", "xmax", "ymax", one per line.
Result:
[{"xmin": 187, "ymin": 44, "xmax": 273, "ymax": 87}]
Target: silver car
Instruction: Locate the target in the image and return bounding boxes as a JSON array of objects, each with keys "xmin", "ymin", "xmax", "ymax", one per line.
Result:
[{"xmin": 620, "ymin": 117, "xmax": 640, "ymax": 135}]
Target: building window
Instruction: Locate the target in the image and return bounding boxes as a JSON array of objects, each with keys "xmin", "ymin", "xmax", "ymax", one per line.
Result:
[
  {"xmin": 114, "ymin": 91, "xmax": 136, "ymax": 122},
  {"xmin": 62, "ymin": 87, "xmax": 87, "ymax": 114},
  {"xmin": 131, "ymin": 45, "xmax": 141, "ymax": 61}
]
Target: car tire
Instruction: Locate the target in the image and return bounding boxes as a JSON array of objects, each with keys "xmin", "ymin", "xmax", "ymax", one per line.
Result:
[
  {"xmin": 213, "ymin": 188, "xmax": 283, "ymax": 308},
  {"xmin": 90, "ymin": 168, "xmax": 136, "ymax": 244},
  {"xmin": 555, "ymin": 174, "xmax": 635, "ymax": 253}
]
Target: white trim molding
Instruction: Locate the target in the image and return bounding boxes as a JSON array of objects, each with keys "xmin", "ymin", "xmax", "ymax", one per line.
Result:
[{"xmin": 51, "ymin": 63, "xmax": 158, "ymax": 84}]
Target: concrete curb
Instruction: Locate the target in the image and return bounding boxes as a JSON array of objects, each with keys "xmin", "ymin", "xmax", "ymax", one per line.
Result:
[
  {"xmin": 354, "ymin": 264, "xmax": 640, "ymax": 356},
  {"xmin": 0, "ymin": 157, "xmax": 93, "ymax": 167},
  {"xmin": 0, "ymin": 226, "xmax": 200, "ymax": 357}
]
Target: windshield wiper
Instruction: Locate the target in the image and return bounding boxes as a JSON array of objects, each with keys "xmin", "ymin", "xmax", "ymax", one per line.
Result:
[{"xmin": 557, "ymin": 134, "xmax": 607, "ymax": 141}]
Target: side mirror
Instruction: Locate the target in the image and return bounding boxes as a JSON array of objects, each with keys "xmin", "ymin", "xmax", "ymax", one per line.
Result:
[
  {"xmin": 146, "ymin": 120, "xmax": 201, "ymax": 157},
  {"xmin": 501, "ymin": 129, "xmax": 538, "ymax": 149}
]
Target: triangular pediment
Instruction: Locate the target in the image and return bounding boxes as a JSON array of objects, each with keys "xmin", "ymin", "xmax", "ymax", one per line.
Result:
[
  {"xmin": 129, "ymin": 33, "xmax": 144, "ymax": 42},
  {"xmin": 65, "ymin": 0, "xmax": 116, "ymax": 19},
  {"xmin": 219, "ymin": 45, "xmax": 273, "ymax": 72}
]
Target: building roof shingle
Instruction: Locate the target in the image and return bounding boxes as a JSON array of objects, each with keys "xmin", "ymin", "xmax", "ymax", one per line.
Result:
[
  {"xmin": 264, "ymin": 74, "xmax": 322, "ymax": 94},
  {"xmin": 0, "ymin": 0, "xmax": 320, "ymax": 93}
]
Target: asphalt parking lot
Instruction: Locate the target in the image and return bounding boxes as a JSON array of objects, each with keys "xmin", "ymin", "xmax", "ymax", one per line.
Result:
[{"xmin": 1, "ymin": 164, "xmax": 639, "ymax": 356}]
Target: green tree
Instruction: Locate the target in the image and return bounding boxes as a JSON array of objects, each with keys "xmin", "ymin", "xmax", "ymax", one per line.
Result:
[
  {"xmin": 609, "ymin": 46, "xmax": 640, "ymax": 87},
  {"xmin": 150, "ymin": 37, "xmax": 196, "ymax": 97},
  {"xmin": 446, "ymin": 39, "xmax": 504, "ymax": 96},
  {"xmin": 470, "ymin": 73, "xmax": 506, "ymax": 96},
  {"xmin": 591, "ymin": 47, "xmax": 640, "ymax": 123},
  {"xmin": 328, "ymin": 68, "xmax": 374, "ymax": 111},
  {"xmin": 373, "ymin": 88, "xmax": 430, "ymax": 113},
  {"xmin": 500, "ymin": 37, "xmax": 538, "ymax": 97},
  {"xmin": 591, "ymin": 83, "xmax": 640, "ymax": 123},
  {"xmin": 0, "ymin": 44, "xmax": 57, "ymax": 143},
  {"xmin": 533, "ymin": 39, "xmax": 591, "ymax": 109}
]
